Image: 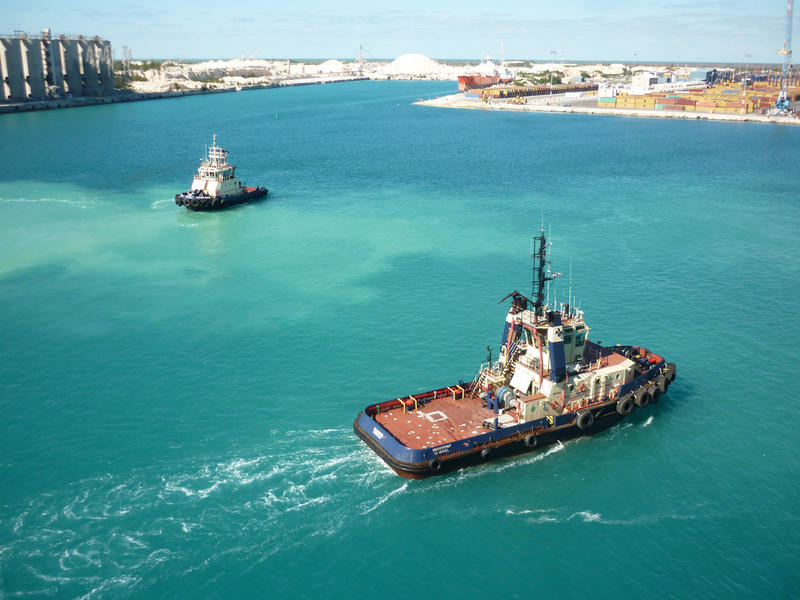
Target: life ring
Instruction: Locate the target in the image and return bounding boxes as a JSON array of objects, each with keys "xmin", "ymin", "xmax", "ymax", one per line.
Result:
[
  {"xmin": 550, "ymin": 400, "xmax": 561, "ymax": 411},
  {"xmin": 524, "ymin": 434, "xmax": 537, "ymax": 448},
  {"xmin": 616, "ymin": 395, "xmax": 634, "ymax": 416},
  {"xmin": 576, "ymin": 409, "xmax": 594, "ymax": 431},
  {"xmin": 428, "ymin": 459, "xmax": 442, "ymax": 472},
  {"xmin": 578, "ymin": 383, "xmax": 587, "ymax": 393}
]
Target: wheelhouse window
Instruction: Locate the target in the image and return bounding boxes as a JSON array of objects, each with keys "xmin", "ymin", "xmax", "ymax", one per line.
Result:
[{"xmin": 575, "ymin": 331, "xmax": 586, "ymax": 347}]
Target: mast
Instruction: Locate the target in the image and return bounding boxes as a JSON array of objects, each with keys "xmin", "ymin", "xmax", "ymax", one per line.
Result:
[{"xmin": 531, "ymin": 227, "xmax": 553, "ymax": 318}]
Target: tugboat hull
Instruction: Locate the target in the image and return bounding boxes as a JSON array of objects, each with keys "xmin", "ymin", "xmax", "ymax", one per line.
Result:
[
  {"xmin": 353, "ymin": 356, "xmax": 676, "ymax": 479},
  {"xmin": 174, "ymin": 187, "xmax": 268, "ymax": 211},
  {"xmin": 354, "ymin": 406, "xmax": 627, "ymax": 479}
]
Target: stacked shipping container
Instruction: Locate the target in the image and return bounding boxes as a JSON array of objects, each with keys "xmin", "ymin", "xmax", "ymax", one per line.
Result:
[{"xmin": 596, "ymin": 82, "xmax": 799, "ymax": 114}]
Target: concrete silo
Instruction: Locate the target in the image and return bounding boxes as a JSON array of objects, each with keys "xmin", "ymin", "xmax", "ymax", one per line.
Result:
[
  {"xmin": 0, "ymin": 30, "xmax": 115, "ymax": 101},
  {"xmin": 0, "ymin": 37, "xmax": 27, "ymax": 101}
]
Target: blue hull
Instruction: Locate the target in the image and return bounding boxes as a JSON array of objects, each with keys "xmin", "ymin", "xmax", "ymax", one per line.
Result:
[
  {"xmin": 354, "ymin": 405, "xmax": 627, "ymax": 478},
  {"xmin": 174, "ymin": 187, "xmax": 268, "ymax": 211}
]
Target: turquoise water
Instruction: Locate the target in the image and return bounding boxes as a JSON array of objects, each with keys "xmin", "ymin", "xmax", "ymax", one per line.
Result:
[{"xmin": 1, "ymin": 81, "xmax": 799, "ymax": 598}]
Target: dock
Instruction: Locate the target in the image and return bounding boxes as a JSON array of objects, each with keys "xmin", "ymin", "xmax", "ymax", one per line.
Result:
[{"xmin": 415, "ymin": 92, "xmax": 800, "ymax": 126}]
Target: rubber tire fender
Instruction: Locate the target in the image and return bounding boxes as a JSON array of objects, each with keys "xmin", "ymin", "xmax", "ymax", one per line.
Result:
[
  {"xmin": 190, "ymin": 198, "xmax": 200, "ymax": 209},
  {"xmin": 666, "ymin": 363, "xmax": 677, "ymax": 382},
  {"xmin": 576, "ymin": 409, "xmax": 594, "ymax": 431},
  {"xmin": 617, "ymin": 395, "xmax": 634, "ymax": 416},
  {"xmin": 175, "ymin": 195, "xmax": 182, "ymax": 205},
  {"xmin": 524, "ymin": 434, "xmax": 537, "ymax": 448},
  {"xmin": 480, "ymin": 447, "xmax": 491, "ymax": 459},
  {"xmin": 650, "ymin": 386, "xmax": 661, "ymax": 404},
  {"xmin": 634, "ymin": 389, "xmax": 650, "ymax": 408},
  {"xmin": 428, "ymin": 458, "xmax": 442, "ymax": 473}
]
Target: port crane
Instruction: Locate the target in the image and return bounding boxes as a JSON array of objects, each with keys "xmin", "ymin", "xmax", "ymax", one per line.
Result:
[{"xmin": 772, "ymin": 0, "xmax": 795, "ymax": 114}]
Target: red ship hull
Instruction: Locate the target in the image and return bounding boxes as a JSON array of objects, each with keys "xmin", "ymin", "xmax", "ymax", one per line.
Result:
[
  {"xmin": 458, "ymin": 75, "xmax": 515, "ymax": 92},
  {"xmin": 458, "ymin": 74, "xmax": 500, "ymax": 91}
]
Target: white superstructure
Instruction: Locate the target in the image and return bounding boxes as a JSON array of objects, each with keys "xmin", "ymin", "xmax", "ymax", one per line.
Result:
[{"xmin": 190, "ymin": 134, "xmax": 249, "ymax": 198}]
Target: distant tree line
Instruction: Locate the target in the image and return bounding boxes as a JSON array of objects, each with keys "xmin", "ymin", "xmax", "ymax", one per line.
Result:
[{"xmin": 514, "ymin": 71, "xmax": 564, "ymax": 86}]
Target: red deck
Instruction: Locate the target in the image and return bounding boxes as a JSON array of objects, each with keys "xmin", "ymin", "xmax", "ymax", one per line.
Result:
[
  {"xmin": 374, "ymin": 394, "xmax": 501, "ymax": 449},
  {"xmin": 372, "ymin": 348, "xmax": 646, "ymax": 449}
]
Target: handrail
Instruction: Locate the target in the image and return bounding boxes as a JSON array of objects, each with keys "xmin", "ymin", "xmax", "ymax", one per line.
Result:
[{"xmin": 448, "ymin": 386, "xmax": 465, "ymax": 400}]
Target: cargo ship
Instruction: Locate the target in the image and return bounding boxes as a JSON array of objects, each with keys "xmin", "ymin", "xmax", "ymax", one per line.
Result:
[
  {"xmin": 354, "ymin": 229, "xmax": 676, "ymax": 478},
  {"xmin": 175, "ymin": 135, "xmax": 267, "ymax": 211},
  {"xmin": 457, "ymin": 56, "xmax": 513, "ymax": 91}
]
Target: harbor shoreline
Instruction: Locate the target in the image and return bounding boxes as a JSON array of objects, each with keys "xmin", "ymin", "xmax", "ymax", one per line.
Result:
[
  {"xmin": 415, "ymin": 93, "xmax": 800, "ymax": 126},
  {"xmin": 0, "ymin": 76, "xmax": 368, "ymax": 114}
]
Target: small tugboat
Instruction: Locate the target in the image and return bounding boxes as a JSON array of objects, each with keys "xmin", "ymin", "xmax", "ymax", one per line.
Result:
[
  {"xmin": 354, "ymin": 228, "xmax": 676, "ymax": 478},
  {"xmin": 175, "ymin": 135, "xmax": 267, "ymax": 211}
]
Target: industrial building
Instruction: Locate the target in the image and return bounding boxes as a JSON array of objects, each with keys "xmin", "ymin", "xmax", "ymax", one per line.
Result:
[{"xmin": 0, "ymin": 29, "xmax": 113, "ymax": 102}]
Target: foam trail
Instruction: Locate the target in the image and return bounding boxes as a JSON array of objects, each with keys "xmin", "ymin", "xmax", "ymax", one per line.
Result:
[
  {"xmin": 570, "ymin": 510, "xmax": 602, "ymax": 522},
  {"xmin": 643, "ymin": 416, "xmax": 654, "ymax": 427},
  {"xmin": 362, "ymin": 483, "xmax": 408, "ymax": 514},
  {"xmin": 505, "ymin": 508, "xmax": 559, "ymax": 523}
]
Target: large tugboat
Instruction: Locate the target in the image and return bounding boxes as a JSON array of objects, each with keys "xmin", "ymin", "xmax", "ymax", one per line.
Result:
[
  {"xmin": 175, "ymin": 135, "xmax": 267, "ymax": 211},
  {"xmin": 354, "ymin": 229, "xmax": 676, "ymax": 478}
]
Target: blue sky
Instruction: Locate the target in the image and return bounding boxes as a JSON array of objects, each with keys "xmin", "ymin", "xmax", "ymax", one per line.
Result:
[{"xmin": 6, "ymin": 0, "xmax": 794, "ymax": 63}]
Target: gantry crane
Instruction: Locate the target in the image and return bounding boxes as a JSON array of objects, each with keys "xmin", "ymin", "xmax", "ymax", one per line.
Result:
[{"xmin": 774, "ymin": 0, "xmax": 795, "ymax": 113}]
